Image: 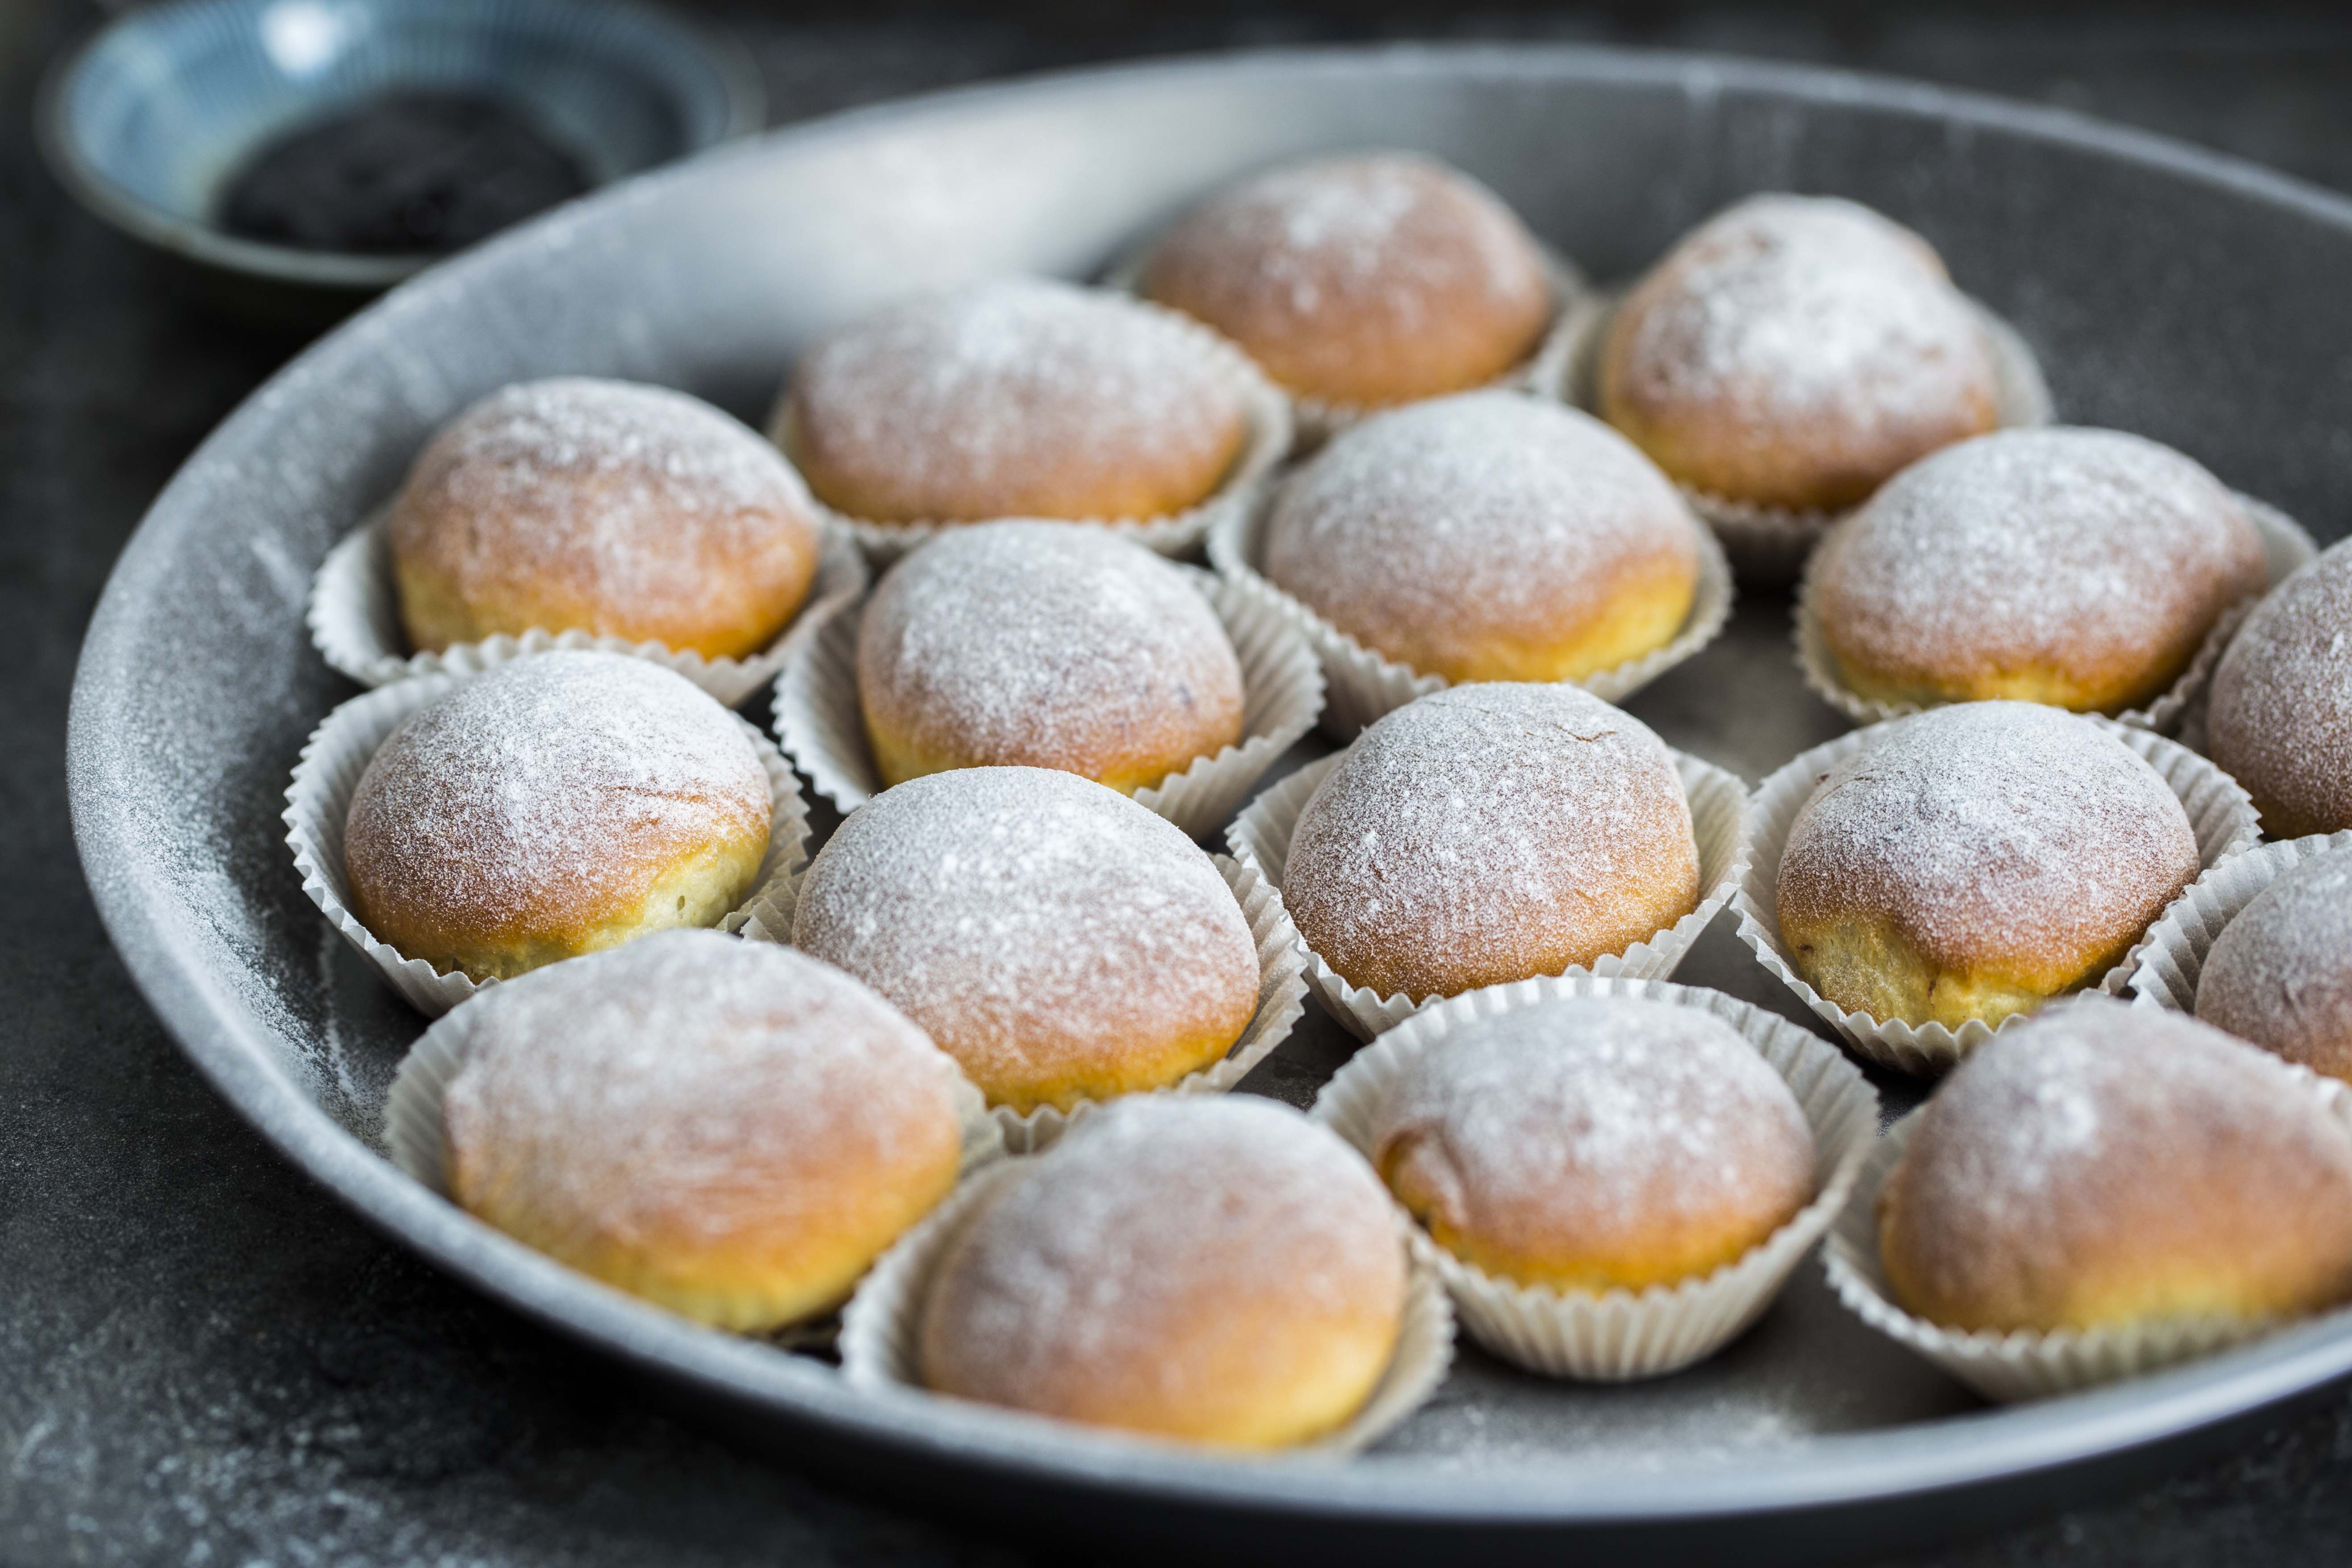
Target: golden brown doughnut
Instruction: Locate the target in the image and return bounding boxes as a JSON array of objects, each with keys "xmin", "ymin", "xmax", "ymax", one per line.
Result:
[
  {"xmin": 918, "ymin": 1096, "xmax": 1405, "ymax": 1448},
  {"xmin": 2208, "ymin": 541, "xmax": 2352, "ymax": 838},
  {"xmin": 391, "ymin": 377, "xmax": 822, "ymax": 659},
  {"xmin": 442, "ymin": 930, "xmax": 965, "ymax": 1331},
  {"xmin": 343, "ymin": 651, "xmax": 772, "ymax": 982},
  {"xmin": 2196, "ymin": 846, "xmax": 2352, "ymax": 1082}
]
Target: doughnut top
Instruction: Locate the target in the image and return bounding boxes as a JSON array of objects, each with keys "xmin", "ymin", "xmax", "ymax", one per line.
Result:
[
  {"xmin": 391, "ymin": 377, "xmax": 820, "ymax": 656},
  {"xmin": 1813, "ymin": 428, "xmax": 2265, "ymax": 713},
  {"xmin": 1283, "ymin": 684, "xmax": 1701, "ymax": 1001},
  {"xmin": 1776, "ymin": 703, "xmax": 2197, "ymax": 986},
  {"xmin": 1137, "ymin": 152, "xmax": 1554, "ymax": 406},
  {"xmin": 1880, "ymin": 999, "xmax": 2352, "ymax": 1333},
  {"xmin": 776, "ymin": 278, "xmax": 1250, "ymax": 524},
  {"xmin": 2197, "ymin": 846, "xmax": 2352, "ymax": 1075},
  {"xmin": 344, "ymin": 652, "xmax": 770, "ymax": 957},
  {"xmin": 1260, "ymin": 392, "xmax": 1703, "ymax": 680},
  {"xmin": 2209, "ymin": 542, "xmax": 2352, "ymax": 838},
  {"xmin": 856, "ymin": 521, "xmax": 1244, "ymax": 789}
]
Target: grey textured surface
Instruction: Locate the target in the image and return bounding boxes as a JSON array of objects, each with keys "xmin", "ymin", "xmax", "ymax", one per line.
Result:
[{"xmin": 19, "ymin": 4, "xmax": 2352, "ymax": 1564}]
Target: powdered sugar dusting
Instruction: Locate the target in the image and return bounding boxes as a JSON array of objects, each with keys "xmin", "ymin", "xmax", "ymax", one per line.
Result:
[
  {"xmin": 2209, "ymin": 542, "xmax": 2352, "ymax": 836},
  {"xmin": 2198, "ymin": 846, "xmax": 2352, "ymax": 1067}
]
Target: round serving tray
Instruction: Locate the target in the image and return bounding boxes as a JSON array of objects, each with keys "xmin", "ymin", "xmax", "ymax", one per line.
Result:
[{"xmin": 66, "ymin": 44, "xmax": 2352, "ymax": 1564}]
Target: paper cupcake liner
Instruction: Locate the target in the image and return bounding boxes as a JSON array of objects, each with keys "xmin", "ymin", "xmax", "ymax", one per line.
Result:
[
  {"xmin": 1731, "ymin": 712, "xmax": 2261, "ymax": 1074},
  {"xmin": 1793, "ymin": 495, "xmax": 2317, "ymax": 734},
  {"xmin": 1207, "ymin": 481, "xmax": 1736, "ymax": 743},
  {"xmin": 737, "ymin": 853, "xmax": 1310, "ymax": 1156},
  {"xmin": 284, "ymin": 675, "xmax": 812, "ymax": 1018},
  {"xmin": 2128, "ymin": 829, "xmax": 2352, "ymax": 1015},
  {"xmin": 1226, "ymin": 746, "xmax": 1753, "ymax": 1042},
  {"xmin": 1823, "ymin": 1062, "xmax": 2352, "ymax": 1403},
  {"xmin": 1311, "ymin": 973, "xmax": 1877, "ymax": 1380},
  {"xmin": 1538, "ymin": 291, "xmax": 2053, "ymax": 584},
  {"xmin": 779, "ymin": 296, "xmax": 1294, "ymax": 566},
  {"xmin": 836, "ymin": 1156, "xmax": 1455, "ymax": 1455},
  {"xmin": 773, "ymin": 565, "xmax": 1324, "ymax": 839},
  {"xmin": 307, "ymin": 508, "xmax": 869, "ymax": 708}
]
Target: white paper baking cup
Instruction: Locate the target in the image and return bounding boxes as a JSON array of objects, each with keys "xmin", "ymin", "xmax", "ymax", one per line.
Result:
[
  {"xmin": 1538, "ymin": 290, "xmax": 2053, "ymax": 583},
  {"xmin": 1823, "ymin": 1062, "xmax": 2352, "ymax": 1403},
  {"xmin": 1207, "ymin": 482, "xmax": 1735, "ymax": 742},
  {"xmin": 2128, "ymin": 829, "xmax": 2352, "ymax": 1015},
  {"xmin": 773, "ymin": 565, "xmax": 1323, "ymax": 839},
  {"xmin": 1310, "ymin": 974, "xmax": 1877, "ymax": 1381},
  {"xmin": 736, "ymin": 853, "xmax": 1310, "ymax": 1156},
  {"xmin": 1732, "ymin": 712, "xmax": 2262, "ymax": 1074},
  {"xmin": 1227, "ymin": 746, "xmax": 1753, "ymax": 1041},
  {"xmin": 836, "ymin": 1155, "xmax": 1455, "ymax": 1455},
  {"xmin": 1793, "ymin": 495, "xmax": 2317, "ymax": 734},
  {"xmin": 307, "ymin": 508, "xmax": 869, "ymax": 707},
  {"xmin": 284, "ymin": 674, "xmax": 812, "ymax": 1018}
]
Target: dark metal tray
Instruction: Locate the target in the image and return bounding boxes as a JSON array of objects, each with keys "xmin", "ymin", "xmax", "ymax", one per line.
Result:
[{"xmin": 66, "ymin": 44, "xmax": 2352, "ymax": 1564}]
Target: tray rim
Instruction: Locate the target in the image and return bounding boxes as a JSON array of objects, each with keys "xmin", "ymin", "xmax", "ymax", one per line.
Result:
[{"xmin": 64, "ymin": 38, "xmax": 2352, "ymax": 1543}]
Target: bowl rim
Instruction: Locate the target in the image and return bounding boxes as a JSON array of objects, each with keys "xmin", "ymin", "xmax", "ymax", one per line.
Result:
[{"xmin": 32, "ymin": 0, "xmax": 766, "ymax": 291}]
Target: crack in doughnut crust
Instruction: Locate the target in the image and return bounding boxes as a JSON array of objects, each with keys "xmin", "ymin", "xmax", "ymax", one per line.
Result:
[
  {"xmin": 2209, "ymin": 541, "xmax": 2352, "ymax": 838},
  {"xmin": 2198, "ymin": 846, "xmax": 2352, "ymax": 1082}
]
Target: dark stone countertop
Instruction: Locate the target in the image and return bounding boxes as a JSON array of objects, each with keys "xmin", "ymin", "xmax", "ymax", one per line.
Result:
[{"xmin": 12, "ymin": 4, "xmax": 2352, "ymax": 1564}]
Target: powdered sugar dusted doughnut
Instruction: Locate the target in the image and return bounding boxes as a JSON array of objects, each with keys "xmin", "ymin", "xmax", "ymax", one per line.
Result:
[
  {"xmin": 1261, "ymin": 392, "xmax": 1703, "ymax": 683},
  {"xmin": 774, "ymin": 278, "xmax": 1250, "ymax": 526},
  {"xmin": 1600, "ymin": 194, "xmax": 2001, "ymax": 512},
  {"xmin": 918, "ymin": 1095, "xmax": 1406, "ymax": 1448},
  {"xmin": 1776, "ymin": 702, "xmax": 2198, "ymax": 1031},
  {"xmin": 443, "ymin": 931, "xmax": 965, "ymax": 1331},
  {"xmin": 1370, "ymin": 996, "xmax": 1814, "ymax": 1292},
  {"xmin": 1878, "ymin": 998, "xmax": 2352, "ymax": 1334},
  {"xmin": 392, "ymin": 378, "xmax": 822, "ymax": 659},
  {"xmin": 2208, "ymin": 541, "xmax": 2352, "ymax": 838},
  {"xmin": 1136, "ymin": 152, "xmax": 1555, "ymax": 408},
  {"xmin": 2197, "ymin": 846, "xmax": 2352, "ymax": 1082},
  {"xmin": 343, "ymin": 651, "xmax": 771, "ymax": 983},
  {"xmin": 791, "ymin": 767, "xmax": 1259, "ymax": 1115},
  {"xmin": 1811, "ymin": 428, "xmax": 2265, "ymax": 714},
  {"xmin": 1282, "ymin": 684, "xmax": 1701, "ymax": 1002},
  {"xmin": 857, "ymin": 521, "xmax": 1244, "ymax": 793}
]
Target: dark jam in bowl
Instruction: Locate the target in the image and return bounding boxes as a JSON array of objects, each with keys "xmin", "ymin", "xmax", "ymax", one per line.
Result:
[{"xmin": 215, "ymin": 91, "xmax": 594, "ymax": 256}]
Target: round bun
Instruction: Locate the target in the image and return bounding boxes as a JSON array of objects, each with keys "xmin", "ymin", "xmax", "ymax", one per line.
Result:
[
  {"xmin": 856, "ymin": 521, "xmax": 1244, "ymax": 793},
  {"xmin": 1879, "ymin": 998, "xmax": 2352, "ymax": 1334},
  {"xmin": 2197, "ymin": 846, "xmax": 2352, "ymax": 1082},
  {"xmin": 1599, "ymin": 194, "xmax": 2002, "ymax": 512},
  {"xmin": 343, "ymin": 651, "xmax": 772, "ymax": 982},
  {"xmin": 1811, "ymin": 429, "xmax": 2265, "ymax": 713},
  {"xmin": 443, "ymin": 931, "xmax": 965, "ymax": 1331},
  {"xmin": 1370, "ymin": 996, "xmax": 1815, "ymax": 1291},
  {"xmin": 1260, "ymin": 392, "xmax": 1704, "ymax": 683},
  {"xmin": 918, "ymin": 1096, "xmax": 1405, "ymax": 1448},
  {"xmin": 1775, "ymin": 702, "xmax": 2198, "ymax": 1029},
  {"xmin": 391, "ymin": 378, "xmax": 822, "ymax": 659},
  {"xmin": 2208, "ymin": 541, "xmax": 2352, "ymax": 838},
  {"xmin": 1136, "ymin": 152, "xmax": 1554, "ymax": 408},
  {"xmin": 1283, "ymin": 684, "xmax": 1700, "ymax": 1001},
  {"xmin": 791, "ymin": 767, "xmax": 1259, "ymax": 1114},
  {"xmin": 774, "ymin": 278, "xmax": 1249, "ymax": 525}
]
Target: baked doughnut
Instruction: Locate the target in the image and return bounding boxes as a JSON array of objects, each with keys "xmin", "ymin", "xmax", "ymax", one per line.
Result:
[
  {"xmin": 1259, "ymin": 392, "xmax": 1704, "ymax": 683},
  {"xmin": 773, "ymin": 278, "xmax": 1249, "ymax": 525},
  {"xmin": 1282, "ymin": 684, "xmax": 1700, "ymax": 1001},
  {"xmin": 1775, "ymin": 702, "xmax": 2198, "ymax": 1030},
  {"xmin": 2197, "ymin": 847, "xmax": 2352, "ymax": 1082},
  {"xmin": 1599, "ymin": 194, "xmax": 2002, "ymax": 512},
  {"xmin": 344, "ymin": 651, "xmax": 772, "ymax": 982},
  {"xmin": 919, "ymin": 1096, "xmax": 1405, "ymax": 1447},
  {"xmin": 1370, "ymin": 997, "xmax": 1815, "ymax": 1291},
  {"xmin": 791, "ymin": 767, "xmax": 1260, "ymax": 1114},
  {"xmin": 856, "ymin": 521, "xmax": 1244, "ymax": 793},
  {"xmin": 1878, "ymin": 999, "xmax": 2352, "ymax": 1334},
  {"xmin": 1135, "ymin": 152, "xmax": 1555, "ymax": 408},
  {"xmin": 2208, "ymin": 541, "xmax": 2352, "ymax": 838},
  {"xmin": 1811, "ymin": 429, "xmax": 2265, "ymax": 713},
  {"xmin": 442, "ymin": 931, "xmax": 965, "ymax": 1330},
  {"xmin": 391, "ymin": 377, "xmax": 822, "ymax": 659}
]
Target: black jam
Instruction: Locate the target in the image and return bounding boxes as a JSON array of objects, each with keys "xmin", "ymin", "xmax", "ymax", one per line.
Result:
[{"xmin": 215, "ymin": 91, "xmax": 594, "ymax": 256}]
